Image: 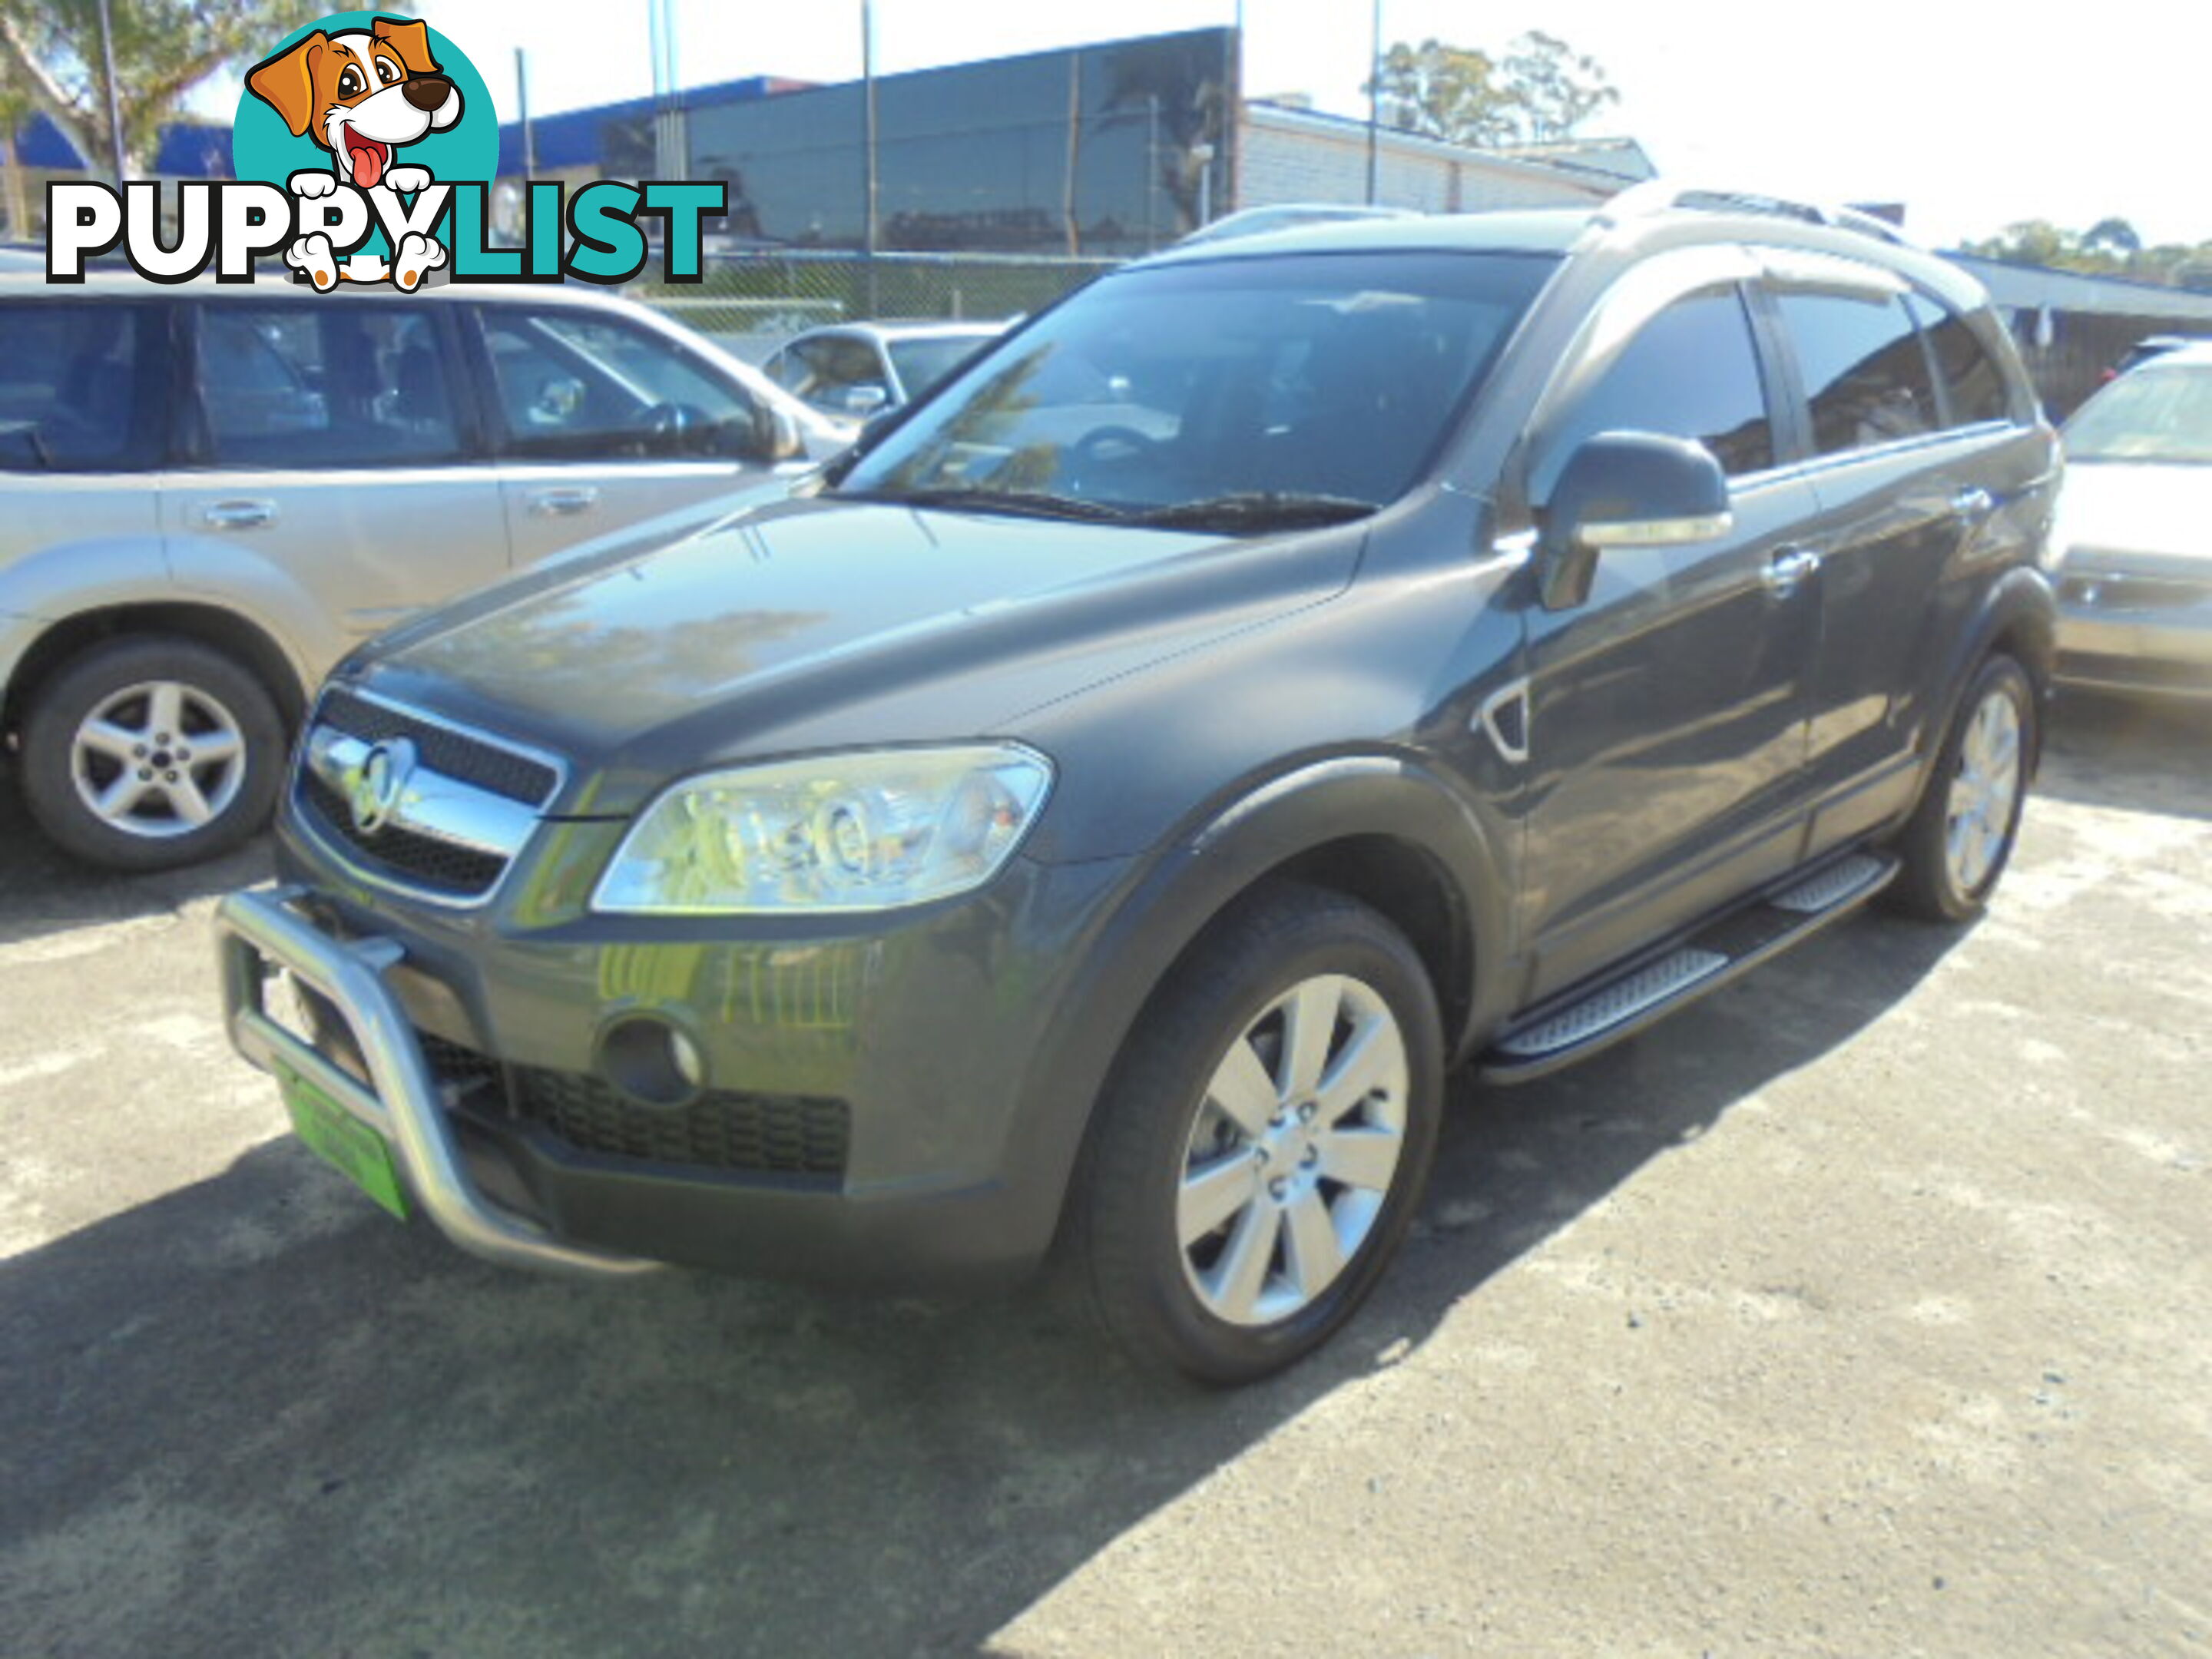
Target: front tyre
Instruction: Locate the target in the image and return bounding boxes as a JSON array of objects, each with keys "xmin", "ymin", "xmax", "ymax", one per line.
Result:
[
  {"xmin": 1888, "ymin": 654, "xmax": 2036, "ymax": 922},
  {"xmin": 1074, "ymin": 886, "xmax": 1444, "ymax": 1386},
  {"xmin": 19, "ymin": 635, "xmax": 286, "ymax": 873}
]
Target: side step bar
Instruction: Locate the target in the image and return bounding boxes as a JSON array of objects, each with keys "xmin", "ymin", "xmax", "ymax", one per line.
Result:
[{"xmin": 1479, "ymin": 850, "xmax": 1898, "ymax": 1084}]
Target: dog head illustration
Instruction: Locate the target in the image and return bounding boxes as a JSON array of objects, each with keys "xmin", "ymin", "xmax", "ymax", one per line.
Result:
[{"xmin": 247, "ymin": 18, "xmax": 462, "ymax": 189}]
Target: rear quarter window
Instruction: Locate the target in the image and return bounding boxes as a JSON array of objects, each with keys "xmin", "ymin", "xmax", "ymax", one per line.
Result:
[{"xmin": 1904, "ymin": 293, "xmax": 2013, "ymax": 427}]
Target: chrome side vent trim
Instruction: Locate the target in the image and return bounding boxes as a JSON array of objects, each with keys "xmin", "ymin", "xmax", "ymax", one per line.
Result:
[{"xmin": 1477, "ymin": 679, "xmax": 1532, "ymax": 765}]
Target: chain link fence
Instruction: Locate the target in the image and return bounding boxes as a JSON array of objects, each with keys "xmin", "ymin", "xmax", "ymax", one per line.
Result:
[{"xmin": 634, "ymin": 250, "xmax": 1122, "ymax": 363}]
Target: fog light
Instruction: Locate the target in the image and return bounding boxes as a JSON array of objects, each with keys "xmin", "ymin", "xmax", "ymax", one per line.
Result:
[
  {"xmin": 599, "ymin": 1016, "xmax": 707, "ymax": 1106},
  {"xmin": 670, "ymin": 1027, "xmax": 706, "ymax": 1089}
]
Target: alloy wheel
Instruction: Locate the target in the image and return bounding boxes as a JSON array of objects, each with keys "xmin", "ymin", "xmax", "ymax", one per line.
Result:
[
  {"xmin": 1943, "ymin": 687, "xmax": 2023, "ymax": 896},
  {"xmin": 1176, "ymin": 973, "xmax": 1411, "ymax": 1327},
  {"xmin": 68, "ymin": 679, "xmax": 249, "ymax": 839}
]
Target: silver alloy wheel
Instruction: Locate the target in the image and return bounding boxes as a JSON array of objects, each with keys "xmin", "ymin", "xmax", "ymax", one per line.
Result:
[
  {"xmin": 68, "ymin": 679, "xmax": 248, "ymax": 839},
  {"xmin": 1177, "ymin": 973, "xmax": 1411, "ymax": 1327},
  {"xmin": 1944, "ymin": 687, "xmax": 2023, "ymax": 896}
]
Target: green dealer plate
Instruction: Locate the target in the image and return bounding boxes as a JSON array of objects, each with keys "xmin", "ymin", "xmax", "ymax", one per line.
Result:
[{"xmin": 280, "ymin": 1065, "xmax": 409, "ymax": 1220}]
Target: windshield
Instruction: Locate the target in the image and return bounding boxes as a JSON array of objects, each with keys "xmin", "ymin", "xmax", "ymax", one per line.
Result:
[
  {"xmin": 2065, "ymin": 364, "xmax": 2212, "ymax": 465},
  {"xmin": 886, "ymin": 335, "xmax": 995, "ymax": 398},
  {"xmin": 840, "ymin": 250, "xmax": 1557, "ymax": 522}
]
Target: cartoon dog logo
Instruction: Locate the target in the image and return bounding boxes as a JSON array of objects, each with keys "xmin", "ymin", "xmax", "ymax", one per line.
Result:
[{"xmin": 246, "ymin": 17, "xmax": 462, "ymax": 291}]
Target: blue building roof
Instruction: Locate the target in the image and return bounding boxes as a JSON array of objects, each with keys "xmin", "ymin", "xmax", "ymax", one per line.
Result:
[{"xmin": 7, "ymin": 111, "xmax": 233, "ymax": 177}]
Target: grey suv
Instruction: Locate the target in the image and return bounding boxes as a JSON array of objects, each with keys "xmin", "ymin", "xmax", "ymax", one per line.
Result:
[
  {"xmin": 217, "ymin": 188, "xmax": 2058, "ymax": 1383},
  {"xmin": 0, "ymin": 275, "xmax": 833, "ymax": 871}
]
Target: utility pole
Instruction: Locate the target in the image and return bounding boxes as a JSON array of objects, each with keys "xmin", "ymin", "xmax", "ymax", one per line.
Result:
[
  {"xmin": 515, "ymin": 48, "xmax": 535, "ymax": 177},
  {"xmin": 95, "ymin": 0, "xmax": 127, "ymax": 181},
  {"xmin": 862, "ymin": 0, "xmax": 879, "ymax": 312},
  {"xmin": 1365, "ymin": 0, "xmax": 1382, "ymax": 205}
]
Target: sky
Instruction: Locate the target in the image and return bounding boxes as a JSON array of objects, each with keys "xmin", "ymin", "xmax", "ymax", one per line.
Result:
[{"xmin": 228, "ymin": 0, "xmax": 2212, "ymax": 250}]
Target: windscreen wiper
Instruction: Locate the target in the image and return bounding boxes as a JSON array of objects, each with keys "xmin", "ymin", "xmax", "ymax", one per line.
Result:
[
  {"xmin": 837, "ymin": 485, "xmax": 1129, "ymax": 523},
  {"xmin": 1128, "ymin": 492, "xmax": 1377, "ymax": 533}
]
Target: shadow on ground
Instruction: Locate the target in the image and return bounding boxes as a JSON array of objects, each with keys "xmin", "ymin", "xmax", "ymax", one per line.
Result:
[
  {"xmin": 2, "ymin": 687, "xmax": 2200, "ymax": 1655},
  {"xmin": 0, "ymin": 908, "xmax": 1959, "ymax": 1659},
  {"xmin": 0, "ymin": 762, "xmax": 273, "ymax": 947},
  {"xmin": 2040, "ymin": 689, "xmax": 2212, "ymax": 823}
]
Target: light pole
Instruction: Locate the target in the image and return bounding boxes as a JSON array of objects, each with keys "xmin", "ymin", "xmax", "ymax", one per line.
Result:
[
  {"xmin": 862, "ymin": 0, "xmax": 879, "ymax": 311},
  {"xmin": 1190, "ymin": 142, "xmax": 1214, "ymax": 227},
  {"xmin": 1365, "ymin": 0, "xmax": 1382, "ymax": 205},
  {"xmin": 95, "ymin": 0, "xmax": 127, "ymax": 182}
]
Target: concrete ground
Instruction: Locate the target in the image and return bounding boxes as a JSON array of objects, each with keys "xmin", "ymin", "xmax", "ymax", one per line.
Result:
[{"xmin": 2, "ymin": 692, "xmax": 2207, "ymax": 1658}]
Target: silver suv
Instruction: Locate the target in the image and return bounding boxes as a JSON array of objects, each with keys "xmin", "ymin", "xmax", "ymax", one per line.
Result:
[{"xmin": 0, "ymin": 274, "xmax": 837, "ymax": 869}]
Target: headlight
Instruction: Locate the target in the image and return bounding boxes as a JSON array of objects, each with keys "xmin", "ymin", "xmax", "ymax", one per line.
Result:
[{"xmin": 591, "ymin": 743, "xmax": 1053, "ymax": 915}]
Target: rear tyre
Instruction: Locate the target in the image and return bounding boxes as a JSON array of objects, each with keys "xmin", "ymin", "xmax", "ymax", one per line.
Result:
[
  {"xmin": 1886, "ymin": 653, "xmax": 2035, "ymax": 922},
  {"xmin": 19, "ymin": 635, "xmax": 286, "ymax": 873},
  {"xmin": 1071, "ymin": 885, "xmax": 1444, "ymax": 1386}
]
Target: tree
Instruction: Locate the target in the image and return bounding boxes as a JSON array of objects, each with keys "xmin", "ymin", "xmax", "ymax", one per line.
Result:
[
  {"xmin": 1369, "ymin": 31, "xmax": 1619, "ymax": 149},
  {"xmin": 2081, "ymin": 217, "xmax": 2141, "ymax": 257},
  {"xmin": 1, "ymin": 58, "xmax": 31, "ymax": 237},
  {"xmin": 1372, "ymin": 39, "xmax": 1516, "ymax": 147},
  {"xmin": 1962, "ymin": 217, "xmax": 2212, "ymax": 291},
  {"xmin": 0, "ymin": 0, "xmax": 325, "ymax": 181},
  {"xmin": 1498, "ymin": 31, "xmax": 1621, "ymax": 144}
]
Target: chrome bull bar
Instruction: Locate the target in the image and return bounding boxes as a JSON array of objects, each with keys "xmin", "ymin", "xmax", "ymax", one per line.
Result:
[{"xmin": 214, "ymin": 885, "xmax": 660, "ymax": 1280}]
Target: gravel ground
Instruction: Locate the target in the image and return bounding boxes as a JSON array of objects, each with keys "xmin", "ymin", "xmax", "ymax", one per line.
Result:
[{"xmin": 2, "ymin": 690, "xmax": 2207, "ymax": 1658}]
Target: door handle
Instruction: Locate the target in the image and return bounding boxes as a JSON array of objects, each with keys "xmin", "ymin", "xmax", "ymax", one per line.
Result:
[
  {"xmin": 1763, "ymin": 546, "xmax": 1822, "ymax": 594},
  {"xmin": 201, "ymin": 500, "xmax": 276, "ymax": 531},
  {"xmin": 1952, "ymin": 486, "xmax": 1995, "ymax": 521},
  {"xmin": 529, "ymin": 487, "xmax": 601, "ymax": 518}
]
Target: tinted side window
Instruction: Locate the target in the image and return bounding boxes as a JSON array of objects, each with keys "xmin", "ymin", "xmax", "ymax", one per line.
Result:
[
  {"xmin": 0, "ymin": 303, "xmax": 157, "ymax": 472},
  {"xmin": 480, "ymin": 309, "xmax": 763, "ymax": 460},
  {"xmin": 1778, "ymin": 292, "xmax": 1939, "ymax": 455},
  {"xmin": 1545, "ymin": 288, "xmax": 1775, "ymax": 485},
  {"xmin": 1905, "ymin": 293, "xmax": 2011, "ymax": 426},
  {"xmin": 200, "ymin": 306, "xmax": 463, "ymax": 469}
]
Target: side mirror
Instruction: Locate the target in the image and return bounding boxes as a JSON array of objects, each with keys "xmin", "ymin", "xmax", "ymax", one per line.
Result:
[
  {"xmin": 759, "ymin": 403, "xmax": 806, "ymax": 462},
  {"xmin": 841, "ymin": 383, "xmax": 891, "ymax": 417},
  {"xmin": 1534, "ymin": 431, "xmax": 1732, "ymax": 611}
]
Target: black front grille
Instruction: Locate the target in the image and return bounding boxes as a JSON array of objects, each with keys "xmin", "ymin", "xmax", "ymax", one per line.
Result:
[
  {"xmin": 300, "ymin": 771, "xmax": 508, "ymax": 899},
  {"xmin": 419, "ymin": 1036, "xmax": 849, "ymax": 1180},
  {"xmin": 319, "ymin": 687, "xmax": 558, "ymax": 806}
]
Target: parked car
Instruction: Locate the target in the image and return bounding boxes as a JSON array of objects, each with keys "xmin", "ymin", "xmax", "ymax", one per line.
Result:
[
  {"xmin": 0, "ymin": 273, "xmax": 843, "ymax": 870},
  {"xmin": 2050, "ymin": 340, "xmax": 2212, "ymax": 697},
  {"xmin": 760, "ymin": 320, "xmax": 1008, "ymax": 428},
  {"xmin": 217, "ymin": 188, "xmax": 2058, "ymax": 1384},
  {"xmin": 2100, "ymin": 333, "xmax": 2193, "ymax": 385}
]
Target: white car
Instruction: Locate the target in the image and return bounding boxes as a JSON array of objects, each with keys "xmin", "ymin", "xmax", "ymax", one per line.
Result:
[
  {"xmin": 0, "ymin": 273, "xmax": 843, "ymax": 870},
  {"xmin": 2051, "ymin": 342, "xmax": 2212, "ymax": 698},
  {"xmin": 761, "ymin": 320, "xmax": 1007, "ymax": 431}
]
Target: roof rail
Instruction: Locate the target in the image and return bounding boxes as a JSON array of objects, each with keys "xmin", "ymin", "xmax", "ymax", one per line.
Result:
[{"xmin": 1598, "ymin": 180, "xmax": 1916, "ymax": 248}]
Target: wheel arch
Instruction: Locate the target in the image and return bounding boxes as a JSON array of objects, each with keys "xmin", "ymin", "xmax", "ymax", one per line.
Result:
[
  {"xmin": 1008, "ymin": 753, "xmax": 1518, "ymax": 1257},
  {"xmin": 3, "ymin": 604, "xmax": 310, "ymax": 743},
  {"xmin": 1921, "ymin": 566, "xmax": 2058, "ymax": 788}
]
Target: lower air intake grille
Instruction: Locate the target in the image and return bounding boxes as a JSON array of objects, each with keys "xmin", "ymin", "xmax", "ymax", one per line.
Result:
[{"xmin": 420, "ymin": 1036, "xmax": 849, "ymax": 1179}]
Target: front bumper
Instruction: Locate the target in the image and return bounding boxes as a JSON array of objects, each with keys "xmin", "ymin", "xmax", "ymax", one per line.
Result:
[
  {"xmin": 217, "ymin": 844, "xmax": 1134, "ymax": 1288},
  {"xmin": 2055, "ymin": 570, "xmax": 2212, "ymax": 697},
  {"xmin": 217, "ymin": 886, "xmax": 661, "ymax": 1277}
]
